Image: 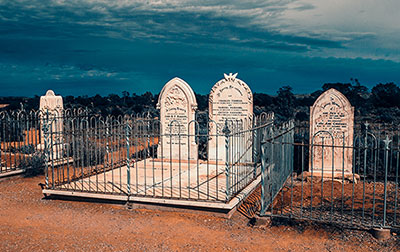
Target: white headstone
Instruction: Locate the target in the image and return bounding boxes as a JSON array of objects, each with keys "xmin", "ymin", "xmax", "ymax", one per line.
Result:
[
  {"xmin": 208, "ymin": 73, "xmax": 253, "ymax": 162},
  {"xmin": 39, "ymin": 90, "xmax": 63, "ymax": 112},
  {"xmin": 39, "ymin": 90, "xmax": 64, "ymax": 159},
  {"xmin": 309, "ymin": 88, "xmax": 354, "ymax": 176},
  {"xmin": 157, "ymin": 77, "xmax": 198, "ymax": 161}
]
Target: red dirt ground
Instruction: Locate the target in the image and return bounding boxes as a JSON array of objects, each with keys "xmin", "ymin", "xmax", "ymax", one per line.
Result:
[{"xmin": 0, "ymin": 175, "xmax": 399, "ymax": 251}]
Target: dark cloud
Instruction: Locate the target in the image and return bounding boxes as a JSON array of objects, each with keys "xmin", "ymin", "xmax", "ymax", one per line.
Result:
[{"xmin": 0, "ymin": 0, "xmax": 398, "ymax": 97}]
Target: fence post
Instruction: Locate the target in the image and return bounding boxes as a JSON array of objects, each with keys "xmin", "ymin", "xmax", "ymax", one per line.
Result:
[
  {"xmin": 105, "ymin": 123, "xmax": 110, "ymax": 168},
  {"xmin": 42, "ymin": 110, "xmax": 50, "ymax": 188},
  {"xmin": 126, "ymin": 123, "xmax": 131, "ymax": 195},
  {"xmin": 383, "ymin": 136, "xmax": 391, "ymax": 227},
  {"xmin": 222, "ymin": 120, "xmax": 231, "ymax": 202},
  {"xmin": 362, "ymin": 122, "xmax": 369, "ymax": 220},
  {"xmin": 252, "ymin": 117, "xmax": 257, "ymax": 179},
  {"xmin": 260, "ymin": 128, "xmax": 266, "ymax": 215}
]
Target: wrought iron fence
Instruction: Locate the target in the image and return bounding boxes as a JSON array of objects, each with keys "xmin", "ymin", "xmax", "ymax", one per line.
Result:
[
  {"xmin": 0, "ymin": 108, "xmax": 93, "ymax": 176},
  {"xmin": 40, "ymin": 109, "xmax": 274, "ymax": 203},
  {"xmin": 3, "ymin": 106, "xmax": 399, "ymax": 228},
  {"xmin": 0, "ymin": 110, "xmax": 41, "ymax": 175},
  {"xmin": 260, "ymin": 121, "xmax": 400, "ymax": 229}
]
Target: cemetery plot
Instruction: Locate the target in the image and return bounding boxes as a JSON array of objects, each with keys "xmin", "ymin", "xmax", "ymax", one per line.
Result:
[
  {"xmin": 43, "ymin": 119, "xmax": 263, "ymax": 213},
  {"xmin": 40, "ymin": 76, "xmax": 265, "ymax": 214},
  {"xmin": 260, "ymin": 119, "xmax": 400, "ymax": 229}
]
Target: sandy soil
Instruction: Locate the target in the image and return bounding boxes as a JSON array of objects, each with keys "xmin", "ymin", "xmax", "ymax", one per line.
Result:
[{"xmin": 0, "ymin": 175, "xmax": 399, "ymax": 252}]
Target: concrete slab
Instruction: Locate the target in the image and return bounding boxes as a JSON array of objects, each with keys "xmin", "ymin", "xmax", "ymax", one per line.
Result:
[
  {"xmin": 43, "ymin": 159, "xmax": 261, "ymax": 216},
  {"xmin": 0, "ymin": 169, "xmax": 25, "ymax": 179}
]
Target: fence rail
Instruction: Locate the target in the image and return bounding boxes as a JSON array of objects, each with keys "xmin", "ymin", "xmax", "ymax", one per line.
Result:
[{"xmin": 19, "ymin": 108, "xmax": 274, "ymax": 203}]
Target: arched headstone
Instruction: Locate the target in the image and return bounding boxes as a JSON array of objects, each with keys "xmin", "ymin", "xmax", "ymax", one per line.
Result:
[
  {"xmin": 309, "ymin": 88, "xmax": 354, "ymax": 176},
  {"xmin": 157, "ymin": 77, "xmax": 198, "ymax": 160},
  {"xmin": 208, "ymin": 73, "xmax": 253, "ymax": 162}
]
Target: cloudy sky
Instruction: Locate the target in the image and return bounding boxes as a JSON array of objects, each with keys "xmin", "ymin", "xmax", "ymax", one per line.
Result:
[{"xmin": 0, "ymin": 0, "xmax": 399, "ymax": 96}]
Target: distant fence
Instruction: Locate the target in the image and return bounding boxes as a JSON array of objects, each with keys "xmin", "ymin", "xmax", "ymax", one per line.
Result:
[
  {"xmin": 0, "ymin": 108, "xmax": 93, "ymax": 175},
  {"xmin": 0, "ymin": 110, "xmax": 41, "ymax": 175},
  {"xmin": 260, "ymin": 121, "xmax": 400, "ymax": 229}
]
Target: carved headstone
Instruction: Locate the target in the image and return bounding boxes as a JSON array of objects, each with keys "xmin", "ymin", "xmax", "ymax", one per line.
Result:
[
  {"xmin": 39, "ymin": 90, "xmax": 64, "ymax": 160},
  {"xmin": 157, "ymin": 77, "xmax": 198, "ymax": 160},
  {"xmin": 309, "ymin": 88, "xmax": 354, "ymax": 175},
  {"xmin": 208, "ymin": 73, "xmax": 253, "ymax": 162}
]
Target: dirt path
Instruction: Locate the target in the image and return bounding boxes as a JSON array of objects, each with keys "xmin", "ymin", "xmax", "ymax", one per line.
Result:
[{"xmin": 0, "ymin": 176, "xmax": 398, "ymax": 251}]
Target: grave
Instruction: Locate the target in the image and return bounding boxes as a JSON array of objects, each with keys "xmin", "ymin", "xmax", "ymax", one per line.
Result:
[
  {"xmin": 208, "ymin": 73, "xmax": 253, "ymax": 162},
  {"xmin": 309, "ymin": 88, "xmax": 354, "ymax": 177},
  {"xmin": 41, "ymin": 79, "xmax": 263, "ymax": 217},
  {"xmin": 157, "ymin": 77, "xmax": 198, "ymax": 161}
]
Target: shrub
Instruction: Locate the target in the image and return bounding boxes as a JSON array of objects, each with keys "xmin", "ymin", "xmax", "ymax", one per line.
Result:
[
  {"xmin": 19, "ymin": 144, "xmax": 35, "ymax": 154},
  {"xmin": 20, "ymin": 151, "xmax": 46, "ymax": 177},
  {"xmin": 6, "ymin": 144, "xmax": 35, "ymax": 154},
  {"xmin": 70, "ymin": 139, "xmax": 106, "ymax": 167}
]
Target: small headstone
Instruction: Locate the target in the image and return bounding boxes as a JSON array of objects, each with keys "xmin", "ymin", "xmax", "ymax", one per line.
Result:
[
  {"xmin": 157, "ymin": 77, "xmax": 198, "ymax": 160},
  {"xmin": 39, "ymin": 90, "xmax": 64, "ymax": 159},
  {"xmin": 309, "ymin": 88, "xmax": 354, "ymax": 176},
  {"xmin": 208, "ymin": 73, "xmax": 253, "ymax": 162}
]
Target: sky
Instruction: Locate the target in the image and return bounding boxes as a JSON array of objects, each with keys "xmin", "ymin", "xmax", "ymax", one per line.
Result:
[{"xmin": 0, "ymin": 0, "xmax": 399, "ymax": 97}]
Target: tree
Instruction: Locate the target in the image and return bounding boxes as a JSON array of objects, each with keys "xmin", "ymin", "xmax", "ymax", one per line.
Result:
[
  {"xmin": 371, "ymin": 83, "xmax": 400, "ymax": 108},
  {"xmin": 275, "ymin": 86, "xmax": 295, "ymax": 120},
  {"xmin": 253, "ymin": 93, "xmax": 273, "ymax": 108}
]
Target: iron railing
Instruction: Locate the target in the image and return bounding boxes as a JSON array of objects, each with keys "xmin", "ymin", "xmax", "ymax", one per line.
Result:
[
  {"xmin": 0, "ymin": 110, "xmax": 41, "ymax": 175},
  {"xmin": 40, "ymin": 109, "xmax": 274, "ymax": 203},
  {"xmin": 0, "ymin": 108, "xmax": 94, "ymax": 175},
  {"xmin": 2, "ymin": 107, "xmax": 399, "ymax": 229},
  {"xmin": 260, "ymin": 121, "xmax": 400, "ymax": 229}
]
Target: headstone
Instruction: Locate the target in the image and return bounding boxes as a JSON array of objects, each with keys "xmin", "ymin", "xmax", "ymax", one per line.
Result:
[
  {"xmin": 157, "ymin": 77, "xmax": 198, "ymax": 160},
  {"xmin": 39, "ymin": 90, "xmax": 64, "ymax": 160},
  {"xmin": 309, "ymin": 88, "xmax": 354, "ymax": 176},
  {"xmin": 208, "ymin": 73, "xmax": 253, "ymax": 162}
]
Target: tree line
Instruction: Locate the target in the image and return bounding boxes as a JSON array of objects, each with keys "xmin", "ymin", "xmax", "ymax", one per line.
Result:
[{"xmin": 1, "ymin": 80, "xmax": 400, "ymax": 123}]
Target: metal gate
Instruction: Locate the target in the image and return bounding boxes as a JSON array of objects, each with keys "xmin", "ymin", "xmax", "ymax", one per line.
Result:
[{"xmin": 260, "ymin": 121, "xmax": 294, "ymax": 214}]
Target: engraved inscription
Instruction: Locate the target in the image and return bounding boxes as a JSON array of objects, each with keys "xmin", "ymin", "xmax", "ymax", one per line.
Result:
[
  {"xmin": 157, "ymin": 78, "xmax": 198, "ymax": 160},
  {"xmin": 208, "ymin": 74, "xmax": 253, "ymax": 161}
]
